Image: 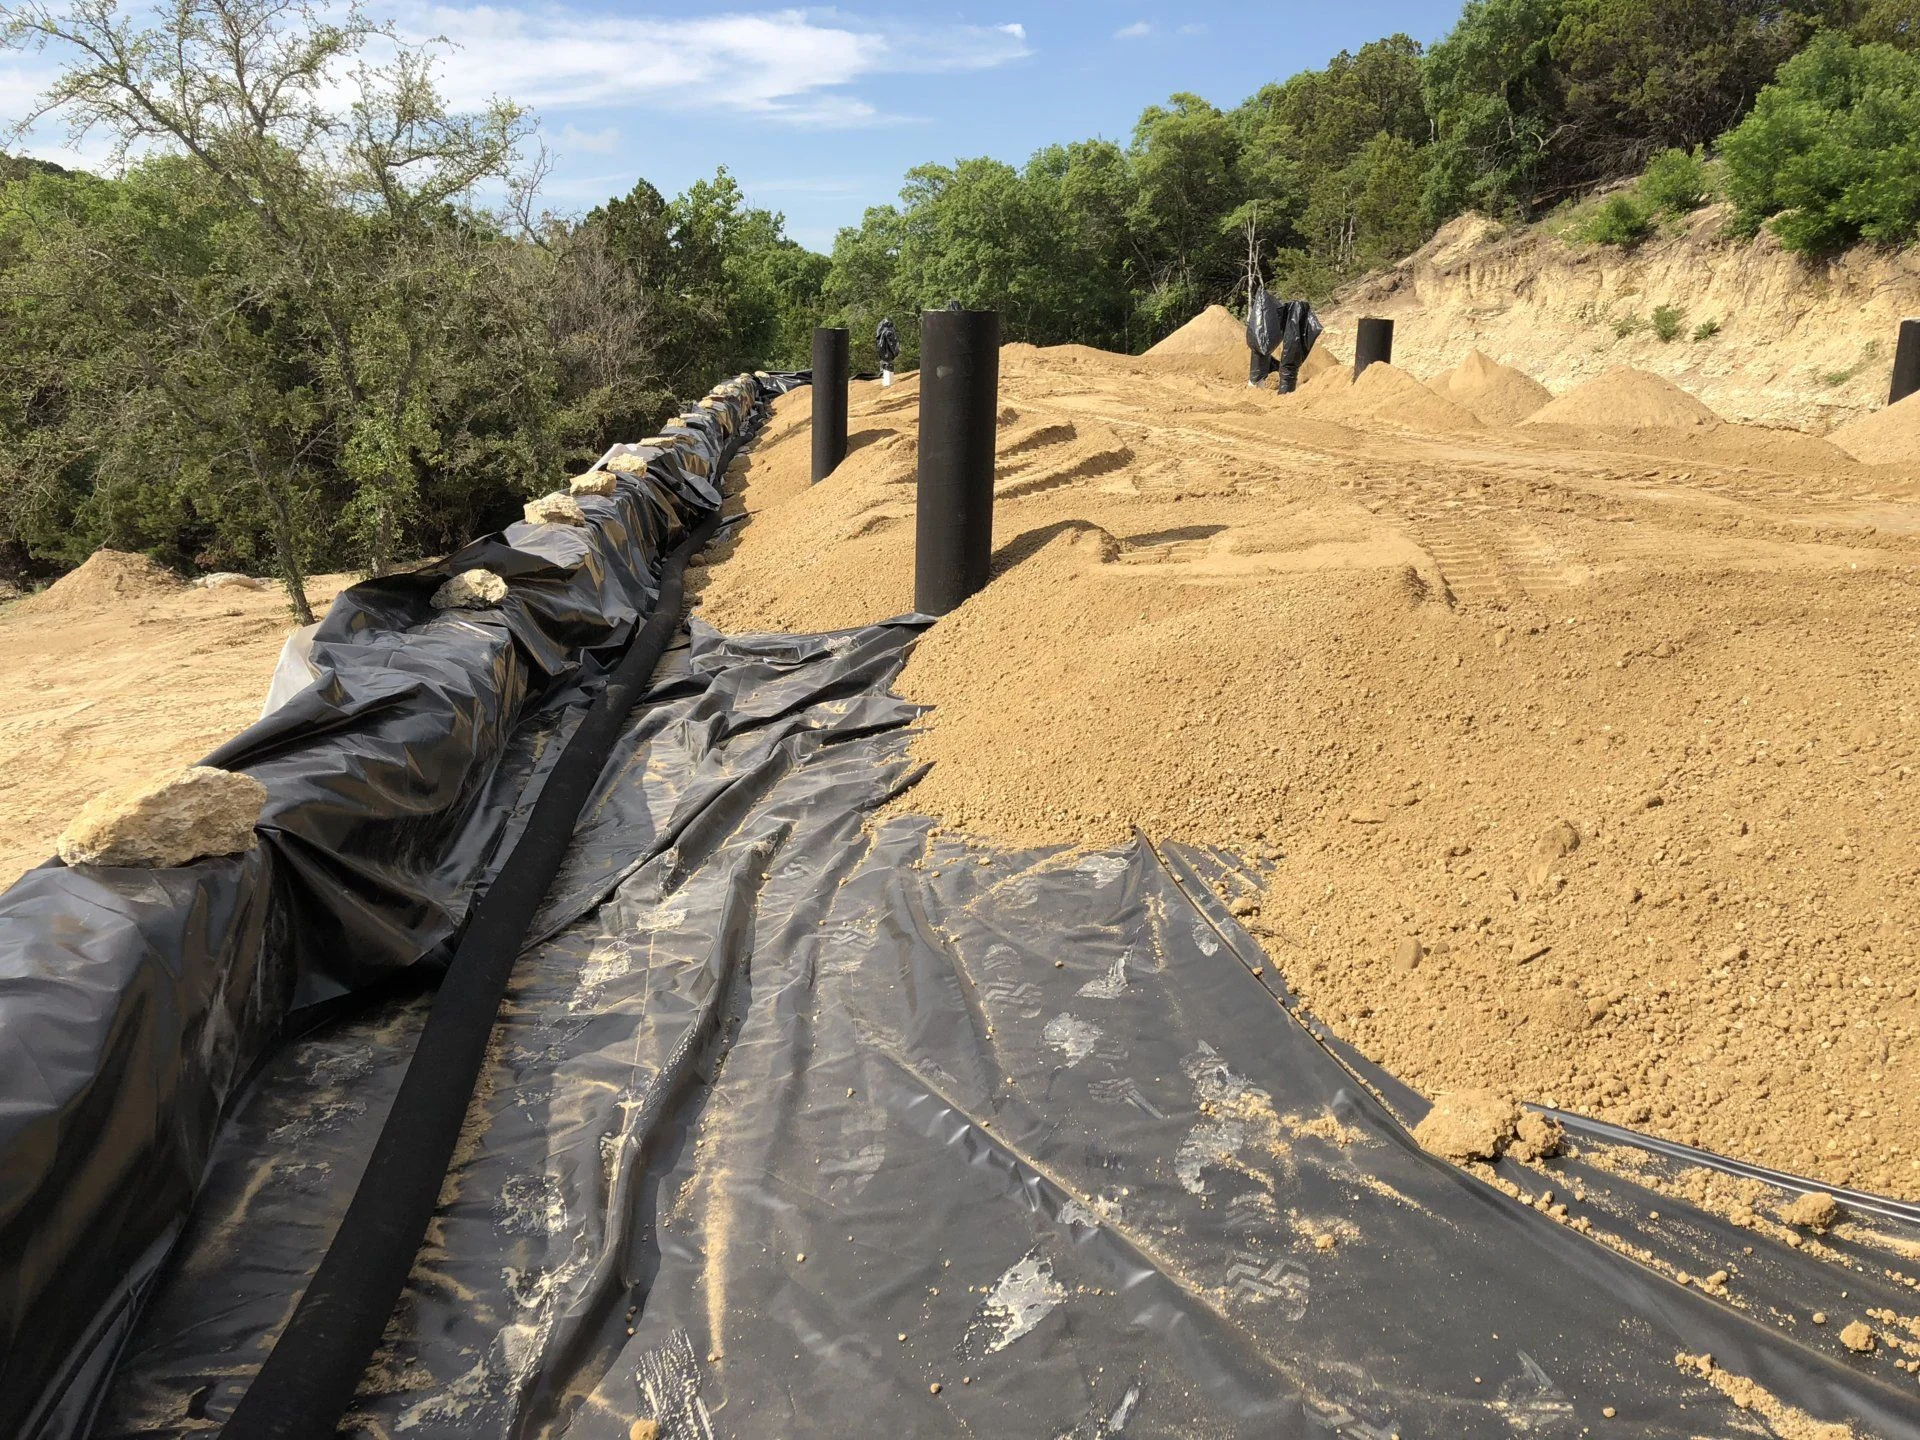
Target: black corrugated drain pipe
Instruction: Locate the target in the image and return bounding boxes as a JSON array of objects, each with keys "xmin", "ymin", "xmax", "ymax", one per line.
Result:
[{"xmin": 218, "ymin": 503, "xmax": 722, "ymax": 1440}]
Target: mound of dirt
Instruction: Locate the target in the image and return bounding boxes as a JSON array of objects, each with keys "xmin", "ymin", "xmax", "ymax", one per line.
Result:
[
  {"xmin": 1298, "ymin": 344, "xmax": 1338, "ymax": 384},
  {"xmin": 1522, "ymin": 368, "xmax": 1721, "ymax": 431},
  {"xmin": 1146, "ymin": 304, "xmax": 1244, "ymax": 357},
  {"xmin": 1141, "ymin": 304, "xmax": 1343, "ymax": 390},
  {"xmin": 1428, "ymin": 350, "xmax": 1552, "ymax": 426},
  {"xmin": 1301, "ymin": 361, "xmax": 1481, "ymax": 433},
  {"xmin": 16, "ymin": 550, "xmax": 184, "ymax": 616},
  {"xmin": 1826, "ymin": 390, "xmax": 1920, "ymax": 467}
]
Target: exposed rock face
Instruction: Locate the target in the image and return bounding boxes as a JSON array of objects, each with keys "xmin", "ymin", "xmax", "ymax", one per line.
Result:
[
  {"xmin": 523, "ymin": 493, "xmax": 587, "ymax": 527},
  {"xmin": 430, "ymin": 568, "xmax": 508, "ymax": 610},
  {"xmin": 58, "ymin": 765, "xmax": 269, "ymax": 868},
  {"xmin": 569, "ymin": 470, "xmax": 618, "ymax": 497},
  {"xmin": 194, "ymin": 572, "xmax": 271, "ymax": 591}
]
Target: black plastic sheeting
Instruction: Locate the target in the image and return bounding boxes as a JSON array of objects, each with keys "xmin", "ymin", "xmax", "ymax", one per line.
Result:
[
  {"xmin": 95, "ymin": 619, "xmax": 1920, "ymax": 1439},
  {"xmin": 0, "ymin": 372, "xmax": 798, "ymax": 1440}
]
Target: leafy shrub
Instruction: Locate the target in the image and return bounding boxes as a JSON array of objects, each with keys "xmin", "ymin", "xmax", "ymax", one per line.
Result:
[
  {"xmin": 1582, "ymin": 192, "xmax": 1656, "ymax": 246},
  {"xmin": 1652, "ymin": 304, "xmax": 1687, "ymax": 341},
  {"xmin": 1692, "ymin": 318, "xmax": 1722, "ymax": 341},
  {"xmin": 1640, "ymin": 148, "xmax": 1712, "ymax": 214},
  {"xmin": 1612, "ymin": 312, "xmax": 1647, "ymax": 338},
  {"xmin": 1722, "ymin": 34, "xmax": 1920, "ymax": 254}
]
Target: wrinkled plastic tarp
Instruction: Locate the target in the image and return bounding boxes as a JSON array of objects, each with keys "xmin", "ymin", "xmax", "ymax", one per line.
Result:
[
  {"xmin": 100, "ymin": 619, "xmax": 1920, "ymax": 1439},
  {"xmin": 0, "ymin": 375, "xmax": 791, "ymax": 1440}
]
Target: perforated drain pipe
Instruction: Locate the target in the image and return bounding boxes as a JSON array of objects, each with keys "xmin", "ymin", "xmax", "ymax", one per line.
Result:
[{"xmin": 218, "ymin": 505, "xmax": 722, "ymax": 1440}]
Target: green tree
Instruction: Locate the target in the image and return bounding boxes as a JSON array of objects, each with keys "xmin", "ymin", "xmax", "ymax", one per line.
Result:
[
  {"xmin": 1423, "ymin": 0, "xmax": 1571, "ymax": 219},
  {"xmin": 6, "ymin": 0, "xmax": 538, "ymax": 580},
  {"xmin": 1721, "ymin": 31, "xmax": 1920, "ymax": 251},
  {"xmin": 822, "ymin": 203, "xmax": 907, "ymax": 370},
  {"xmin": 1552, "ymin": 0, "xmax": 1837, "ymax": 176},
  {"xmin": 1128, "ymin": 94, "xmax": 1244, "ymax": 335},
  {"xmin": 0, "ymin": 158, "xmax": 328, "ymax": 614}
]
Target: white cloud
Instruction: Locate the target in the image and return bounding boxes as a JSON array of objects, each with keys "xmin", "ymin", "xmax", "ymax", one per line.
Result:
[
  {"xmin": 1179, "ymin": 23, "xmax": 1209, "ymax": 36},
  {"xmin": 558, "ymin": 121, "xmax": 620, "ymax": 154},
  {"xmin": 1113, "ymin": 20, "xmax": 1152, "ymax": 39},
  {"xmin": 393, "ymin": 5, "xmax": 1032, "ymax": 128}
]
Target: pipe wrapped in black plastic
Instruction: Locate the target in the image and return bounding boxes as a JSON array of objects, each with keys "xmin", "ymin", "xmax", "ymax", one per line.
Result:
[{"xmin": 217, "ymin": 506, "xmax": 722, "ymax": 1440}]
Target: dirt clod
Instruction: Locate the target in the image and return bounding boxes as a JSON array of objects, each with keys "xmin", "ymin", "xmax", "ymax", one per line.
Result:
[
  {"xmin": 1783, "ymin": 1192, "xmax": 1841, "ymax": 1232},
  {"xmin": 1413, "ymin": 1089, "xmax": 1519, "ymax": 1162}
]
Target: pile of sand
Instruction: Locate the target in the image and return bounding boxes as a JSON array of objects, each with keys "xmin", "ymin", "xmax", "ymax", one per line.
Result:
[
  {"xmin": 1427, "ymin": 350, "xmax": 1552, "ymax": 426},
  {"xmin": 1299, "ymin": 361, "xmax": 1481, "ymax": 433},
  {"xmin": 695, "ymin": 338, "xmax": 1920, "ymax": 1202},
  {"xmin": 16, "ymin": 550, "xmax": 184, "ymax": 615},
  {"xmin": 1145, "ymin": 305, "xmax": 1245, "ymax": 357},
  {"xmin": 1522, "ymin": 368, "xmax": 1721, "ymax": 431},
  {"xmin": 1826, "ymin": 390, "xmax": 1920, "ymax": 467},
  {"xmin": 1141, "ymin": 304, "xmax": 1341, "ymax": 390}
]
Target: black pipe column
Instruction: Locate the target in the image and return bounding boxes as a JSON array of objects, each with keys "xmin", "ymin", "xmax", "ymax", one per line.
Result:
[
  {"xmin": 1892, "ymin": 318, "xmax": 1920, "ymax": 407},
  {"xmin": 915, "ymin": 308, "xmax": 1001, "ymax": 615},
  {"xmin": 811, "ymin": 326, "xmax": 849, "ymax": 483},
  {"xmin": 1354, "ymin": 317, "xmax": 1394, "ymax": 378}
]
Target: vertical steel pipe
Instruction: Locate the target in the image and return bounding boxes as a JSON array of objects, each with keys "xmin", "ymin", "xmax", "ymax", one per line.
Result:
[
  {"xmin": 1354, "ymin": 317, "xmax": 1394, "ymax": 379},
  {"xmin": 811, "ymin": 327, "xmax": 849, "ymax": 483},
  {"xmin": 1891, "ymin": 318, "xmax": 1920, "ymax": 407},
  {"xmin": 915, "ymin": 309, "xmax": 1001, "ymax": 616}
]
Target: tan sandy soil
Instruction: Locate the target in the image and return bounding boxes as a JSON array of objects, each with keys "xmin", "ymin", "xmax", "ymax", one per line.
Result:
[
  {"xmin": 1327, "ymin": 209, "xmax": 1920, "ymax": 432},
  {"xmin": 0, "ymin": 555, "xmax": 350, "ymax": 889},
  {"xmin": 697, "ymin": 335, "xmax": 1920, "ymax": 1201}
]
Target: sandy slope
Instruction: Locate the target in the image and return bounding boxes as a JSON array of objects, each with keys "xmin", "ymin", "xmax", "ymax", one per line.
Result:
[
  {"xmin": 0, "ymin": 561, "xmax": 349, "ymax": 888},
  {"xmin": 1326, "ymin": 209, "xmax": 1920, "ymax": 433},
  {"xmin": 699, "ymin": 337, "xmax": 1920, "ymax": 1200}
]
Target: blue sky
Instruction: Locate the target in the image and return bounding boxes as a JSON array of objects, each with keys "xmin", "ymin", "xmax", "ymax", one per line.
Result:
[{"xmin": 5, "ymin": 2, "xmax": 1462, "ymax": 252}]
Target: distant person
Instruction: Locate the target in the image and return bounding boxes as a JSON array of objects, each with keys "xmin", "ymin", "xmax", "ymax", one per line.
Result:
[
  {"xmin": 1246, "ymin": 287, "xmax": 1323, "ymax": 394},
  {"xmin": 876, "ymin": 316, "xmax": 900, "ymax": 387}
]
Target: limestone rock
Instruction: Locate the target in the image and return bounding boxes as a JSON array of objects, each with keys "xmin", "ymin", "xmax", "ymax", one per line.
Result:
[
  {"xmin": 430, "ymin": 568, "xmax": 508, "ymax": 610},
  {"xmin": 195, "ymin": 572, "xmax": 271, "ymax": 591},
  {"xmin": 524, "ymin": 493, "xmax": 586, "ymax": 527},
  {"xmin": 59, "ymin": 765, "xmax": 268, "ymax": 868},
  {"xmin": 606, "ymin": 453, "xmax": 650, "ymax": 474},
  {"xmin": 1412, "ymin": 1089, "xmax": 1518, "ymax": 1162},
  {"xmin": 569, "ymin": 470, "xmax": 618, "ymax": 497}
]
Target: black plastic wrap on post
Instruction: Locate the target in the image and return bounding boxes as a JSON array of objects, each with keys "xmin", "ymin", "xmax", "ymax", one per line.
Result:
[
  {"xmin": 915, "ymin": 308, "xmax": 1001, "ymax": 616},
  {"xmin": 810, "ymin": 328, "xmax": 849, "ymax": 483},
  {"xmin": 0, "ymin": 370, "xmax": 795, "ymax": 1440},
  {"xmin": 1893, "ymin": 317, "xmax": 1920, "ymax": 407},
  {"xmin": 1245, "ymin": 288, "xmax": 1284, "ymax": 358},
  {"xmin": 88, "ymin": 618, "xmax": 1920, "ymax": 1440},
  {"xmin": 1353, "ymin": 317, "xmax": 1393, "ymax": 378}
]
